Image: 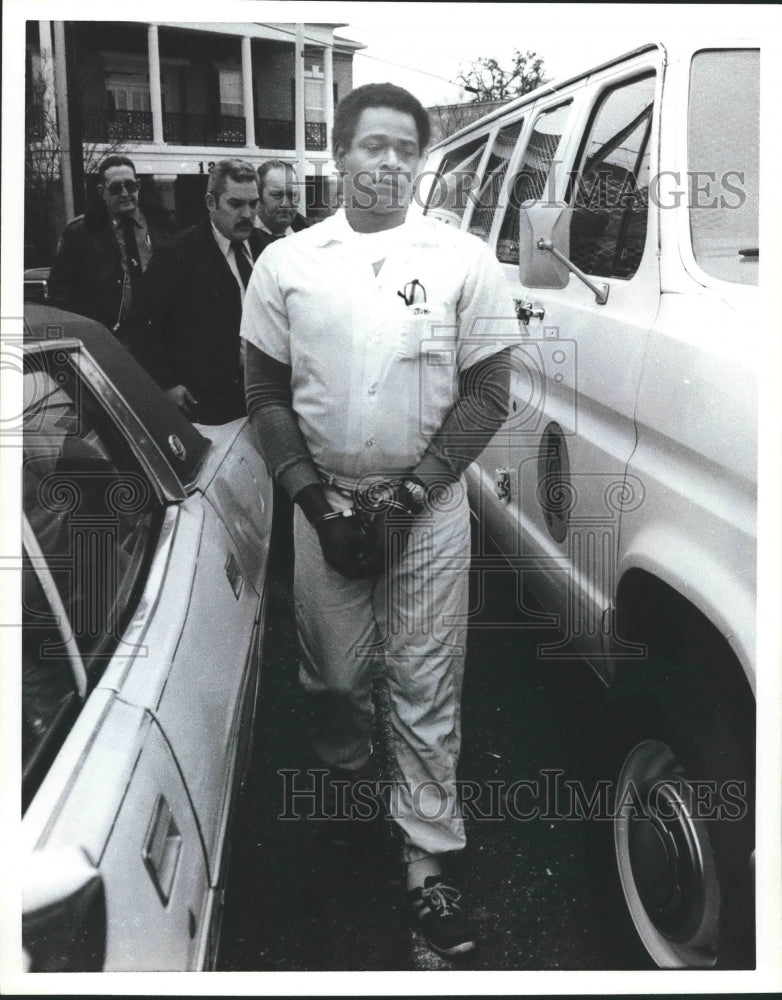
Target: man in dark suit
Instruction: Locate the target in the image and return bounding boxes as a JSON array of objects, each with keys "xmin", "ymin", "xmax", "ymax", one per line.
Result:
[
  {"xmin": 131, "ymin": 158, "xmax": 262, "ymax": 425},
  {"xmin": 253, "ymin": 161, "xmax": 311, "ymax": 576},
  {"xmin": 254, "ymin": 160, "xmax": 310, "ymax": 252},
  {"xmin": 48, "ymin": 155, "xmax": 177, "ymax": 343}
]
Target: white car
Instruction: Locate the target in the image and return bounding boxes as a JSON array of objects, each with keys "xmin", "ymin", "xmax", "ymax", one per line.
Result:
[
  {"xmin": 21, "ymin": 304, "xmax": 272, "ymax": 971},
  {"xmin": 417, "ymin": 39, "xmax": 758, "ymax": 969}
]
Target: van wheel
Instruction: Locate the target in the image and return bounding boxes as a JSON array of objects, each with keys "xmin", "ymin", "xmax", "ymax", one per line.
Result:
[
  {"xmin": 613, "ymin": 736, "xmax": 721, "ymax": 967},
  {"xmin": 596, "ymin": 659, "xmax": 754, "ymax": 969}
]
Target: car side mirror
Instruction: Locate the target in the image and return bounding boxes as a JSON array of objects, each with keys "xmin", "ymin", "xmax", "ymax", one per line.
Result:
[
  {"xmin": 23, "ymin": 846, "xmax": 106, "ymax": 971},
  {"xmin": 518, "ymin": 201, "xmax": 572, "ymax": 289}
]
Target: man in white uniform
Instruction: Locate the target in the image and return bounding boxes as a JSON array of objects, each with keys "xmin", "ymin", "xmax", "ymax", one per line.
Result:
[{"xmin": 241, "ymin": 83, "xmax": 518, "ymax": 956}]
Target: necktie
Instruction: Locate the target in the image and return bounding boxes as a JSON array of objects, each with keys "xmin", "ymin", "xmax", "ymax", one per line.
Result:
[
  {"xmin": 120, "ymin": 217, "xmax": 143, "ymax": 293},
  {"xmin": 231, "ymin": 240, "xmax": 253, "ymax": 289}
]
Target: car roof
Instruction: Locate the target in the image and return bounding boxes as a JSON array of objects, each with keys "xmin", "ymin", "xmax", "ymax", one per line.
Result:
[{"xmin": 23, "ymin": 304, "xmax": 210, "ymax": 488}]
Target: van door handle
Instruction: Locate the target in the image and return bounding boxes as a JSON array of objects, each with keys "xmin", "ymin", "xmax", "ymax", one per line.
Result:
[
  {"xmin": 494, "ymin": 468, "xmax": 511, "ymax": 504},
  {"xmin": 514, "ymin": 299, "xmax": 545, "ymax": 324}
]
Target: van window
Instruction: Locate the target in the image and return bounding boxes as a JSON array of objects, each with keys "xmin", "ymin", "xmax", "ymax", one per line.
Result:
[
  {"xmin": 688, "ymin": 49, "xmax": 759, "ymax": 286},
  {"xmin": 568, "ymin": 74, "xmax": 655, "ymax": 279},
  {"xmin": 496, "ymin": 103, "xmax": 572, "ymax": 264},
  {"xmin": 424, "ymin": 135, "xmax": 488, "ymax": 226},
  {"xmin": 469, "ymin": 119, "xmax": 525, "ymax": 242}
]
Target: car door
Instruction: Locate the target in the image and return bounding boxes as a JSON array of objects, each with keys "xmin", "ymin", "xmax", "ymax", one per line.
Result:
[
  {"xmin": 140, "ymin": 494, "xmax": 261, "ymax": 883},
  {"xmin": 498, "ymin": 53, "xmax": 663, "ymax": 665},
  {"xmin": 72, "ymin": 345, "xmax": 264, "ymax": 893},
  {"xmin": 21, "ymin": 348, "xmax": 210, "ymax": 971}
]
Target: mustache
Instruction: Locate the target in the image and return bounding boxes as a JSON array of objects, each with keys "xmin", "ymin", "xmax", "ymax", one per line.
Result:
[{"xmin": 352, "ymin": 169, "xmax": 414, "ymax": 186}]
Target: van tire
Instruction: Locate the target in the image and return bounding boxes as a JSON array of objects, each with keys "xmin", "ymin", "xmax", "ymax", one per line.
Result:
[{"xmin": 593, "ymin": 657, "xmax": 754, "ymax": 969}]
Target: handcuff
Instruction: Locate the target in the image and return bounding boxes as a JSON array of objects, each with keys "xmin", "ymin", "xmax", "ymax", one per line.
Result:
[
  {"xmin": 312, "ymin": 477, "xmax": 427, "ymax": 529},
  {"xmin": 399, "ymin": 478, "xmax": 427, "ymax": 515},
  {"xmin": 311, "ymin": 508, "xmax": 360, "ymax": 528}
]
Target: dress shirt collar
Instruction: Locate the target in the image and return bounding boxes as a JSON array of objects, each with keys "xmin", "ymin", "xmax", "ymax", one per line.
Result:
[
  {"xmin": 256, "ymin": 220, "xmax": 293, "ymax": 238},
  {"xmin": 111, "ymin": 207, "xmax": 144, "ymax": 230},
  {"xmin": 311, "ymin": 207, "xmax": 439, "ymax": 248},
  {"xmin": 211, "ymin": 221, "xmax": 250, "ymax": 258}
]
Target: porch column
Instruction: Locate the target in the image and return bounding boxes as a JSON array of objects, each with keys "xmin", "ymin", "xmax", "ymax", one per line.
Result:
[
  {"xmin": 294, "ymin": 23, "xmax": 306, "ymax": 204},
  {"xmin": 52, "ymin": 21, "xmax": 74, "ymax": 220},
  {"xmin": 241, "ymin": 36, "xmax": 256, "ymax": 149},
  {"xmin": 147, "ymin": 24, "xmax": 164, "ymax": 145},
  {"xmin": 323, "ymin": 42, "xmax": 334, "ymax": 153},
  {"xmin": 38, "ymin": 22, "xmax": 57, "ymax": 121}
]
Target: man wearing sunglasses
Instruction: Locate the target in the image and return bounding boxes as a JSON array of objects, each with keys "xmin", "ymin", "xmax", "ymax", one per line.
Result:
[{"xmin": 48, "ymin": 155, "xmax": 177, "ymax": 341}]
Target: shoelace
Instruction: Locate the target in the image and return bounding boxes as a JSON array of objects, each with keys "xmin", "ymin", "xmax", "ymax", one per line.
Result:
[{"xmin": 419, "ymin": 882, "xmax": 462, "ymax": 917}]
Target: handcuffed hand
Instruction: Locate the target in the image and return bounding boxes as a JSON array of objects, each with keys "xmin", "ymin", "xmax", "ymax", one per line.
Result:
[{"xmin": 314, "ymin": 510, "xmax": 374, "ymax": 580}]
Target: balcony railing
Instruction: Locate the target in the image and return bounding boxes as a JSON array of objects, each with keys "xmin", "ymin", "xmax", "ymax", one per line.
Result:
[
  {"xmin": 163, "ymin": 112, "xmax": 245, "ymax": 146},
  {"xmin": 255, "ymin": 117, "xmax": 294, "ymax": 150},
  {"xmin": 83, "ymin": 108, "xmax": 328, "ymax": 151},
  {"xmin": 83, "ymin": 108, "xmax": 153, "ymax": 142},
  {"xmin": 305, "ymin": 121, "xmax": 327, "ymax": 151}
]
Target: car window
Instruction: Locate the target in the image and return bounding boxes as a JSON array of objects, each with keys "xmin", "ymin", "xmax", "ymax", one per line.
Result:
[
  {"xmin": 23, "ymin": 351, "xmax": 161, "ymax": 663},
  {"xmin": 22, "ymin": 553, "xmax": 82, "ymax": 809},
  {"xmin": 23, "ymin": 350, "xmax": 163, "ymax": 806},
  {"xmin": 468, "ymin": 119, "xmax": 525, "ymax": 243},
  {"xmin": 688, "ymin": 49, "xmax": 759, "ymax": 285},
  {"xmin": 567, "ymin": 74, "xmax": 655, "ymax": 279},
  {"xmin": 496, "ymin": 102, "xmax": 572, "ymax": 264},
  {"xmin": 424, "ymin": 135, "xmax": 489, "ymax": 226}
]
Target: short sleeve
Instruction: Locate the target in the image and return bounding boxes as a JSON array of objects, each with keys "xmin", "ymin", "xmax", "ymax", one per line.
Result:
[
  {"xmin": 240, "ymin": 252, "xmax": 291, "ymax": 365},
  {"xmin": 455, "ymin": 237, "xmax": 520, "ymax": 372}
]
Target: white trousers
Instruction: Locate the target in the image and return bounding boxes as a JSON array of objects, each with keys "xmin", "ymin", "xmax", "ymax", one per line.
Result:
[{"xmin": 293, "ymin": 481, "xmax": 471, "ymax": 861}]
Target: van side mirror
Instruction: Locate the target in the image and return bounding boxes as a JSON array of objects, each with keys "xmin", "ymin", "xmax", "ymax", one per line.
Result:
[
  {"xmin": 518, "ymin": 201, "xmax": 572, "ymax": 289},
  {"xmin": 519, "ymin": 200, "xmax": 609, "ymax": 304}
]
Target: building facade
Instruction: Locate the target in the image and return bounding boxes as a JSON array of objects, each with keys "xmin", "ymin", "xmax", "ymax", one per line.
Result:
[{"xmin": 25, "ymin": 20, "xmax": 361, "ymax": 259}]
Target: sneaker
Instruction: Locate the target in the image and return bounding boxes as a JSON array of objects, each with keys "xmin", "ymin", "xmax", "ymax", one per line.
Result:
[{"xmin": 406, "ymin": 876, "xmax": 477, "ymax": 956}]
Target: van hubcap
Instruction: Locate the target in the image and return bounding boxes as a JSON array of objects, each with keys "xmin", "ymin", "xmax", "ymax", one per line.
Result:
[{"xmin": 614, "ymin": 739, "xmax": 720, "ymax": 967}]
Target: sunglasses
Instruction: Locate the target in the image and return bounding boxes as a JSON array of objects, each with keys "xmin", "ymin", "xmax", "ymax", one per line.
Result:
[{"xmin": 105, "ymin": 179, "xmax": 139, "ymax": 195}]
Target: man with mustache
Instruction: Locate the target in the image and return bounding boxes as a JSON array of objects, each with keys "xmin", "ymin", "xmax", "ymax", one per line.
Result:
[
  {"xmin": 132, "ymin": 158, "xmax": 263, "ymax": 424},
  {"xmin": 242, "ymin": 84, "xmax": 518, "ymax": 956}
]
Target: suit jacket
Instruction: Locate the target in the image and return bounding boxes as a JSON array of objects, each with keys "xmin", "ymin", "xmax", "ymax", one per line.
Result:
[
  {"xmin": 253, "ymin": 212, "xmax": 311, "ymax": 255},
  {"xmin": 131, "ymin": 221, "xmax": 265, "ymax": 425},
  {"xmin": 48, "ymin": 200, "xmax": 178, "ymax": 336}
]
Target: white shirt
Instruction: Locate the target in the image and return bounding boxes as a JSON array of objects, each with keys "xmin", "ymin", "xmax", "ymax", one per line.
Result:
[
  {"xmin": 240, "ymin": 209, "xmax": 519, "ymax": 479},
  {"xmin": 210, "ymin": 222, "xmax": 252, "ymax": 301},
  {"xmin": 255, "ymin": 219, "xmax": 295, "ymax": 238}
]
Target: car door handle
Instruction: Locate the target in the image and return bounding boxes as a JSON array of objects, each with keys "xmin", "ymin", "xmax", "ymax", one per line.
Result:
[
  {"xmin": 514, "ymin": 299, "xmax": 545, "ymax": 324},
  {"xmin": 225, "ymin": 551, "xmax": 244, "ymax": 599},
  {"xmin": 143, "ymin": 795, "xmax": 182, "ymax": 904}
]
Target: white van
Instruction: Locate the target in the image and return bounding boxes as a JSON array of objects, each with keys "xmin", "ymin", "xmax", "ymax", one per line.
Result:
[{"xmin": 417, "ymin": 41, "xmax": 759, "ymax": 969}]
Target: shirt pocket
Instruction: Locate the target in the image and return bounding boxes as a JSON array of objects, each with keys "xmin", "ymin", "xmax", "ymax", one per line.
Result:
[{"xmin": 394, "ymin": 300, "xmax": 457, "ymax": 362}]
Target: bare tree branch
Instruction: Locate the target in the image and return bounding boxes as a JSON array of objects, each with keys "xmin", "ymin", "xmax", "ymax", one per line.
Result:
[{"xmin": 455, "ymin": 48, "xmax": 548, "ymax": 102}]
